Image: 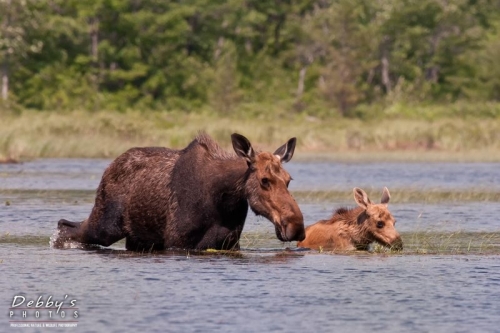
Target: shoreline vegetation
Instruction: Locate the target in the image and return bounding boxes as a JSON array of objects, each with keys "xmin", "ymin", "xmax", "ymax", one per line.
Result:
[
  {"xmin": 1, "ymin": 106, "xmax": 500, "ymax": 162},
  {"xmin": 2, "ymin": 0, "xmax": 500, "ymax": 167}
]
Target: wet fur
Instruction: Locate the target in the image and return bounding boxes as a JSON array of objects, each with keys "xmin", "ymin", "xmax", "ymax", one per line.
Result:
[
  {"xmin": 297, "ymin": 207, "xmax": 373, "ymax": 251},
  {"xmin": 55, "ymin": 133, "xmax": 304, "ymax": 251},
  {"xmin": 297, "ymin": 188, "xmax": 402, "ymax": 251}
]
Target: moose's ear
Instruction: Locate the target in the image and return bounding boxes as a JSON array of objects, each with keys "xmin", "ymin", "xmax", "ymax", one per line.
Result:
[
  {"xmin": 381, "ymin": 187, "xmax": 390, "ymax": 205},
  {"xmin": 353, "ymin": 188, "xmax": 371, "ymax": 209},
  {"xmin": 231, "ymin": 133, "xmax": 255, "ymax": 165},
  {"xmin": 273, "ymin": 137, "xmax": 296, "ymax": 163}
]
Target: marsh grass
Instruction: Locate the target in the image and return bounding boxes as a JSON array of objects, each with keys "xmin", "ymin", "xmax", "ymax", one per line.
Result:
[
  {"xmin": 239, "ymin": 231, "xmax": 290, "ymax": 249},
  {"xmin": 398, "ymin": 231, "xmax": 500, "ymax": 255},
  {"xmin": 293, "ymin": 188, "xmax": 500, "ymax": 203},
  {"xmin": 0, "ymin": 189, "xmax": 95, "ymax": 205},
  {"xmin": 2, "ymin": 231, "xmax": 498, "ymax": 255},
  {"xmin": 1, "ymin": 110, "xmax": 500, "ymax": 161},
  {"xmin": 0, "ymin": 234, "xmax": 50, "ymax": 247},
  {"xmin": 237, "ymin": 230, "xmax": 500, "ymax": 255},
  {"xmin": 301, "ymin": 231, "xmax": 500, "ymax": 255}
]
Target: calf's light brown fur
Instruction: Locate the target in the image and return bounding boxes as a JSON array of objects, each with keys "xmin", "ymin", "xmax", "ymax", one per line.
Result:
[{"xmin": 297, "ymin": 187, "xmax": 402, "ymax": 251}]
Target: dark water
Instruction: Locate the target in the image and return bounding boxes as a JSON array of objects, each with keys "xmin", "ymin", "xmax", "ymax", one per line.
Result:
[{"xmin": 1, "ymin": 159, "xmax": 500, "ymax": 332}]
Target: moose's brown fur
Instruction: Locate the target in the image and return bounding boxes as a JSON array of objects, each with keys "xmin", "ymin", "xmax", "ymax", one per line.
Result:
[
  {"xmin": 297, "ymin": 187, "xmax": 402, "ymax": 251},
  {"xmin": 54, "ymin": 133, "xmax": 305, "ymax": 251}
]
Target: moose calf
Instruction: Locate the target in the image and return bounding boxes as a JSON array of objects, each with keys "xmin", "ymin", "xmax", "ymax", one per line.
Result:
[{"xmin": 297, "ymin": 187, "xmax": 402, "ymax": 251}]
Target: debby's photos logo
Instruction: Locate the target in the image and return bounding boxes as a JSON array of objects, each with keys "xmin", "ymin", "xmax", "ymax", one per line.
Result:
[{"xmin": 8, "ymin": 295, "xmax": 79, "ymax": 328}]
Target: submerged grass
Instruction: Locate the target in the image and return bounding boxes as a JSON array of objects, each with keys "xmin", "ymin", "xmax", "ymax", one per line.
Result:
[
  {"xmin": 399, "ymin": 231, "xmax": 500, "ymax": 255},
  {"xmin": 296, "ymin": 231, "xmax": 500, "ymax": 255},
  {"xmin": 0, "ymin": 189, "xmax": 95, "ymax": 198},
  {"xmin": 293, "ymin": 188, "xmax": 500, "ymax": 203},
  {"xmin": 1, "ymin": 110, "xmax": 500, "ymax": 161},
  {"xmin": 0, "ymin": 234, "xmax": 51, "ymax": 247},
  {"xmin": 2, "ymin": 231, "xmax": 499, "ymax": 255},
  {"xmin": 1, "ymin": 186, "xmax": 498, "ymax": 206}
]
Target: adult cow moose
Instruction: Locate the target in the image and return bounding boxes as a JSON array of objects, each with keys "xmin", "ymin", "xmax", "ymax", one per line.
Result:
[{"xmin": 54, "ymin": 133, "xmax": 305, "ymax": 251}]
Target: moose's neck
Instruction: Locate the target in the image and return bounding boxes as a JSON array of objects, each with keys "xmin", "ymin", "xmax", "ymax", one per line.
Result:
[
  {"xmin": 332, "ymin": 207, "xmax": 372, "ymax": 248},
  {"xmin": 351, "ymin": 209, "xmax": 373, "ymax": 248},
  {"xmin": 210, "ymin": 158, "xmax": 249, "ymax": 202}
]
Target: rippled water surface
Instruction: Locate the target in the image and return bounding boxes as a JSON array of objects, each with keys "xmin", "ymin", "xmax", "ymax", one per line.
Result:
[{"xmin": 1, "ymin": 159, "xmax": 499, "ymax": 332}]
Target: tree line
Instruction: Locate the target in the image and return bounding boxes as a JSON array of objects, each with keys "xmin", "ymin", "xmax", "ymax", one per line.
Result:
[{"xmin": 1, "ymin": 0, "xmax": 500, "ymax": 116}]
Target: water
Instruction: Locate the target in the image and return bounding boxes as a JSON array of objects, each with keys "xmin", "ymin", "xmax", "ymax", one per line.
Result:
[
  {"xmin": 287, "ymin": 161, "xmax": 500, "ymax": 191},
  {"xmin": 2, "ymin": 159, "xmax": 499, "ymax": 191},
  {"xmin": 1, "ymin": 159, "xmax": 500, "ymax": 332},
  {"xmin": 2, "ymin": 248, "xmax": 499, "ymax": 333}
]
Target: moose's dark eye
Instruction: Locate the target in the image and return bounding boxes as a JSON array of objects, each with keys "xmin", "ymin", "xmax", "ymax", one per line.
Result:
[
  {"xmin": 376, "ymin": 221, "xmax": 385, "ymax": 228},
  {"xmin": 261, "ymin": 178, "xmax": 270, "ymax": 187}
]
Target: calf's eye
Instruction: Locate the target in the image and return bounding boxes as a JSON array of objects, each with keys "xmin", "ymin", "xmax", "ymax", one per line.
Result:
[
  {"xmin": 376, "ymin": 221, "xmax": 385, "ymax": 228},
  {"xmin": 261, "ymin": 178, "xmax": 270, "ymax": 187}
]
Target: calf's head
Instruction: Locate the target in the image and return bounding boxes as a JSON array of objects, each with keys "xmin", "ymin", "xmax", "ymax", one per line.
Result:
[
  {"xmin": 232, "ymin": 133, "xmax": 305, "ymax": 242},
  {"xmin": 354, "ymin": 187, "xmax": 403, "ymax": 250}
]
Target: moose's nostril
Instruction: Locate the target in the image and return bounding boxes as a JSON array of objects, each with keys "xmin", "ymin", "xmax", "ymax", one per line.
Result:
[{"xmin": 284, "ymin": 224, "xmax": 306, "ymax": 242}]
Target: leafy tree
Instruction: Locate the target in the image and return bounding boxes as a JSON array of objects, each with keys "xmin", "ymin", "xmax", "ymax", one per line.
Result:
[
  {"xmin": 0, "ymin": 0, "xmax": 43, "ymax": 103},
  {"xmin": 2, "ymin": 0, "xmax": 500, "ymax": 114}
]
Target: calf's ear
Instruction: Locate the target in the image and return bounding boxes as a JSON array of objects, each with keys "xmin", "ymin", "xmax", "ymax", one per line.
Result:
[
  {"xmin": 274, "ymin": 137, "xmax": 296, "ymax": 163},
  {"xmin": 353, "ymin": 188, "xmax": 371, "ymax": 209},
  {"xmin": 381, "ymin": 187, "xmax": 391, "ymax": 205},
  {"xmin": 232, "ymin": 133, "xmax": 255, "ymax": 165}
]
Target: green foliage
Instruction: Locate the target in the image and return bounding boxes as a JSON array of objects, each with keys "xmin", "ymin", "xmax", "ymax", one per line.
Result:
[
  {"xmin": 209, "ymin": 40, "xmax": 241, "ymax": 115},
  {"xmin": 1, "ymin": 0, "xmax": 500, "ymax": 115}
]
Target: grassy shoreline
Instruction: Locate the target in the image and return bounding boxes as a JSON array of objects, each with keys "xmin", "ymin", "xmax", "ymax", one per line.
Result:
[{"xmin": 1, "ymin": 110, "xmax": 500, "ymax": 162}]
